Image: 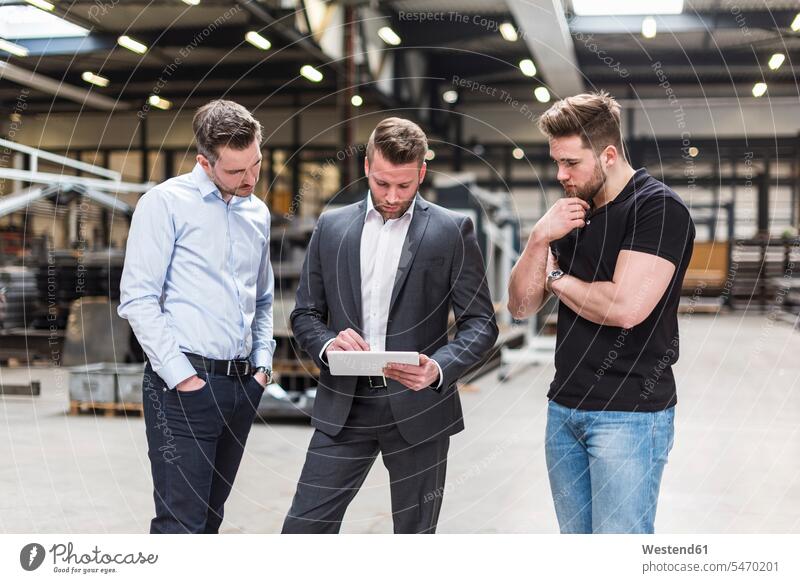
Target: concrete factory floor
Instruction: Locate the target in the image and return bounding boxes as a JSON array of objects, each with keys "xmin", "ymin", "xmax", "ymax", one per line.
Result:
[{"xmin": 2, "ymin": 311, "xmax": 799, "ymax": 534}]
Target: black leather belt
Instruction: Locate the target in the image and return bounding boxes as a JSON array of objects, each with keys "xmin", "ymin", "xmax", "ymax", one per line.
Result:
[
  {"xmin": 184, "ymin": 353, "xmax": 252, "ymax": 377},
  {"xmin": 356, "ymin": 376, "xmax": 387, "ymax": 389}
]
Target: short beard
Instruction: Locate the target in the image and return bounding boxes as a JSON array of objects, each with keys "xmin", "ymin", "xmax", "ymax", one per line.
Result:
[
  {"xmin": 376, "ymin": 199, "xmax": 414, "ymax": 220},
  {"xmin": 576, "ymin": 163, "xmax": 606, "ymax": 204}
]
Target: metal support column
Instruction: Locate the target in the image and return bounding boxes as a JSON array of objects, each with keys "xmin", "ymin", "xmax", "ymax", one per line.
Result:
[
  {"xmin": 340, "ymin": 5, "xmax": 357, "ymax": 192},
  {"xmin": 291, "ymin": 95, "xmax": 301, "ymax": 206},
  {"xmin": 140, "ymin": 114, "xmax": 149, "ymax": 182}
]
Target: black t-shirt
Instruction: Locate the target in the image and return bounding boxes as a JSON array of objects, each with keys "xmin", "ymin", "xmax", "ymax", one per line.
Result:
[{"xmin": 549, "ymin": 168, "xmax": 695, "ymax": 412}]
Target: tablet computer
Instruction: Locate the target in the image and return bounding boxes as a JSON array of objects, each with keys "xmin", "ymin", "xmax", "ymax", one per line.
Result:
[{"xmin": 327, "ymin": 351, "xmax": 419, "ymax": 376}]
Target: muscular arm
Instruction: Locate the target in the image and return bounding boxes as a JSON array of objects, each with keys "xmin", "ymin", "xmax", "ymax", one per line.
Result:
[
  {"xmin": 507, "ymin": 197, "xmax": 588, "ymax": 320},
  {"xmin": 550, "ymin": 249, "xmax": 676, "ymax": 329},
  {"xmin": 507, "ymin": 231, "xmax": 551, "ymax": 319}
]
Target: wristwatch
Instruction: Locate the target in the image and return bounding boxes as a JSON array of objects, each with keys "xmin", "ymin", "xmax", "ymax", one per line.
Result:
[
  {"xmin": 546, "ymin": 269, "xmax": 566, "ymax": 292},
  {"xmin": 254, "ymin": 366, "xmax": 273, "ymax": 385}
]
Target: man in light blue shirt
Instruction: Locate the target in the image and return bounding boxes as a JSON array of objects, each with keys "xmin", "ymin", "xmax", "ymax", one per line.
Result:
[{"xmin": 118, "ymin": 100, "xmax": 275, "ymax": 533}]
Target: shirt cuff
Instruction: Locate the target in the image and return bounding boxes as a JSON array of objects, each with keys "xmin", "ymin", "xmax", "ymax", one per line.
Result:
[
  {"xmin": 319, "ymin": 338, "xmax": 336, "ymax": 365},
  {"xmin": 250, "ymin": 345, "xmax": 275, "ymax": 370},
  {"xmin": 430, "ymin": 359, "xmax": 444, "ymax": 391},
  {"xmin": 156, "ymin": 354, "xmax": 197, "ymax": 390}
]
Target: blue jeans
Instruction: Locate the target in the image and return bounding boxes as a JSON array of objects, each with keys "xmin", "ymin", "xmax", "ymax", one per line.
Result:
[{"xmin": 545, "ymin": 400, "xmax": 675, "ymax": 534}]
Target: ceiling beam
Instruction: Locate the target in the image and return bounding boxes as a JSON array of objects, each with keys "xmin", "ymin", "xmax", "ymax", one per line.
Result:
[
  {"xmin": 0, "ymin": 61, "xmax": 126, "ymax": 110},
  {"xmin": 13, "ymin": 35, "xmax": 115, "ymax": 57},
  {"xmin": 235, "ymin": 0, "xmax": 343, "ymax": 76},
  {"xmin": 507, "ymin": 0, "xmax": 584, "ymax": 97},
  {"xmin": 77, "ymin": 61, "xmax": 330, "ymax": 84},
  {"xmin": 575, "ymin": 48, "xmax": 800, "ymax": 69},
  {"xmin": 568, "ymin": 10, "xmax": 799, "ymax": 34}
]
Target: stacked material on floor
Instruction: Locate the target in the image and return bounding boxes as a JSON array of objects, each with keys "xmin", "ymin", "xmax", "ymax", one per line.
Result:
[{"xmin": 0, "ymin": 266, "xmax": 38, "ymax": 329}]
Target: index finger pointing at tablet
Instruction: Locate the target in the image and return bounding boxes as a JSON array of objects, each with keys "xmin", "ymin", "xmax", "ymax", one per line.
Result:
[{"xmin": 342, "ymin": 328, "xmax": 370, "ymax": 351}]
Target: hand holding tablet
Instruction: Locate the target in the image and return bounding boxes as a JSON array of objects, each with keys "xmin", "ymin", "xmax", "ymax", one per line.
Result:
[
  {"xmin": 327, "ymin": 351, "xmax": 419, "ymax": 376},
  {"xmin": 324, "ymin": 329, "xmax": 438, "ymax": 390}
]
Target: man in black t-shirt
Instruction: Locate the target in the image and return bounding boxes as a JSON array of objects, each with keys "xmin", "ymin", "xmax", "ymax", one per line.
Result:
[{"xmin": 508, "ymin": 92, "xmax": 695, "ymax": 534}]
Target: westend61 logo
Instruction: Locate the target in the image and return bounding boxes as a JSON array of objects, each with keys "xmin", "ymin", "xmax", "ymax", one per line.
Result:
[{"xmin": 20, "ymin": 542, "xmax": 158, "ymax": 574}]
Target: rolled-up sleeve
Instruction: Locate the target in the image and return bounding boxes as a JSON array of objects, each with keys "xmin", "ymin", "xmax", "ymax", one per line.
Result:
[{"xmin": 117, "ymin": 190, "xmax": 195, "ymax": 389}]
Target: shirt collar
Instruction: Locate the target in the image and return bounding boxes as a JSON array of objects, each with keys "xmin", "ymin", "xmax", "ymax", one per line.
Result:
[
  {"xmin": 191, "ymin": 163, "xmax": 221, "ymax": 200},
  {"xmin": 365, "ymin": 191, "xmax": 416, "ymax": 223},
  {"xmin": 191, "ymin": 163, "xmax": 254, "ymax": 205},
  {"xmin": 612, "ymin": 168, "xmax": 649, "ymax": 205}
]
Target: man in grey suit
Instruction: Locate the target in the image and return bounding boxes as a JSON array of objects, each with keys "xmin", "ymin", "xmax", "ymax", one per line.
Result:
[{"xmin": 282, "ymin": 117, "xmax": 498, "ymax": 534}]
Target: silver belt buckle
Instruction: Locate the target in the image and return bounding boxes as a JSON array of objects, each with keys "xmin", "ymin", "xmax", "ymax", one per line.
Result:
[
  {"xmin": 368, "ymin": 376, "xmax": 386, "ymax": 389},
  {"xmin": 226, "ymin": 360, "xmax": 250, "ymax": 376}
]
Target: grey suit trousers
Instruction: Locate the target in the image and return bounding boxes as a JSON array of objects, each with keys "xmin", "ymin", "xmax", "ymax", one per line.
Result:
[{"xmin": 282, "ymin": 384, "xmax": 450, "ymax": 534}]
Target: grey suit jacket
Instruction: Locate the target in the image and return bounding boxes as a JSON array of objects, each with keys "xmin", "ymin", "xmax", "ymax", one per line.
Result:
[{"xmin": 290, "ymin": 195, "xmax": 499, "ymax": 444}]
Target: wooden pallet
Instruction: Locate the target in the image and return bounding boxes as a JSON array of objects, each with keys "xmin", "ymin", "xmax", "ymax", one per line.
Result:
[
  {"xmin": 678, "ymin": 296, "xmax": 724, "ymax": 314},
  {"xmin": 69, "ymin": 400, "xmax": 144, "ymax": 417},
  {"xmin": 0, "ymin": 354, "xmax": 56, "ymax": 368}
]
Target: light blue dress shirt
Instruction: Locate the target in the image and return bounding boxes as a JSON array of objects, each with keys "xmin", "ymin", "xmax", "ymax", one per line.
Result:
[{"xmin": 118, "ymin": 163, "xmax": 275, "ymax": 389}]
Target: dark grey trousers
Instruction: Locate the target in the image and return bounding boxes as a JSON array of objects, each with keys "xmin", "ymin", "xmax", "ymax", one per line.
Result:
[{"xmin": 282, "ymin": 385, "xmax": 450, "ymax": 534}]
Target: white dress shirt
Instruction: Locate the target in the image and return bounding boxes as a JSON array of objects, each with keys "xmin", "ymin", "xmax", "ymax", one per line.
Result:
[
  {"xmin": 321, "ymin": 193, "xmax": 442, "ymax": 387},
  {"xmin": 360, "ymin": 193, "xmax": 414, "ymax": 351}
]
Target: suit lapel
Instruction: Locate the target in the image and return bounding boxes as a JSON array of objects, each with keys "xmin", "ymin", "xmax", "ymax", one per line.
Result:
[
  {"xmin": 388, "ymin": 196, "xmax": 430, "ymax": 314},
  {"xmin": 345, "ymin": 199, "xmax": 367, "ymax": 331}
]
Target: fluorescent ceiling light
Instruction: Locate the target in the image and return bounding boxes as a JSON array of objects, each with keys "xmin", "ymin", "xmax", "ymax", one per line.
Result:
[
  {"xmin": 768, "ymin": 53, "xmax": 785, "ymax": 70},
  {"xmin": 442, "ymin": 90, "xmax": 458, "ymax": 104},
  {"xmin": 572, "ymin": 0, "xmax": 683, "ymax": 16},
  {"xmin": 499, "ymin": 22, "xmax": 518, "ymax": 42},
  {"xmin": 350, "ymin": 95, "xmax": 363, "ymax": 107},
  {"xmin": 245, "ymin": 31, "xmax": 271, "ymax": 50},
  {"xmin": 751, "ymin": 82, "xmax": 767, "ymax": 98},
  {"xmin": 512, "ymin": 148, "xmax": 524, "ymax": 160},
  {"xmin": 81, "ymin": 71, "xmax": 109, "ymax": 87},
  {"xmin": 378, "ymin": 26, "xmax": 401, "ymax": 46},
  {"xmin": 118, "ymin": 35, "xmax": 148, "ymax": 54},
  {"xmin": 300, "ymin": 64, "xmax": 323, "ymax": 82},
  {"xmin": 791, "ymin": 13, "xmax": 800, "ymax": 32},
  {"xmin": 519, "ymin": 59, "xmax": 537, "ymax": 77},
  {"xmin": 534, "ymin": 86, "xmax": 551, "ymax": 103},
  {"xmin": 0, "ymin": 38, "xmax": 29, "ymax": 57},
  {"xmin": 0, "ymin": 6, "xmax": 89, "ymax": 40},
  {"xmin": 642, "ymin": 16, "xmax": 657, "ymax": 38},
  {"xmin": 148, "ymin": 95, "xmax": 171, "ymax": 110},
  {"xmin": 182, "ymin": 0, "xmax": 201, "ymax": 5},
  {"xmin": 25, "ymin": 0, "xmax": 55, "ymax": 11}
]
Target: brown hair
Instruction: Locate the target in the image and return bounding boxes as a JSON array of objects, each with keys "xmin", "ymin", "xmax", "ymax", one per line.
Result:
[
  {"xmin": 366, "ymin": 117, "xmax": 428, "ymax": 166},
  {"xmin": 193, "ymin": 100, "xmax": 262, "ymax": 164},
  {"xmin": 537, "ymin": 91, "xmax": 625, "ymax": 158}
]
